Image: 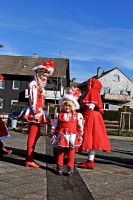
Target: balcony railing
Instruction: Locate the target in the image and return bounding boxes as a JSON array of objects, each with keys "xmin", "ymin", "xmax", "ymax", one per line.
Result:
[
  {"xmin": 25, "ymin": 89, "xmax": 61, "ymax": 100},
  {"xmin": 45, "ymin": 90, "xmax": 61, "ymax": 100},
  {"xmin": 103, "ymin": 93, "xmax": 130, "ymax": 102}
]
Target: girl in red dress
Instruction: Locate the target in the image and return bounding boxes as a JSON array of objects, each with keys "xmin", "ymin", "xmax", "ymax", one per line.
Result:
[
  {"xmin": 0, "ymin": 74, "xmax": 12, "ymax": 156},
  {"xmin": 79, "ymin": 78, "xmax": 111, "ymax": 169},
  {"xmin": 19, "ymin": 60, "xmax": 55, "ymax": 168},
  {"xmin": 49, "ymin": 87, "xmax": 84, "ymax": 176}
]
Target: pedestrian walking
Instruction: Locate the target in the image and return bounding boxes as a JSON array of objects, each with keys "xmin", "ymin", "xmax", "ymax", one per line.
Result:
[
  {"xmin": 49, "ymin": 87, "xmax": 84, "ymax": 176},
  {"xmin": 19, "ymin": 60, "xmax": 55, "ymax": 168},
  {"xmin": 78, "ymin": 78, "xmax": 111, "ymax": 169}
]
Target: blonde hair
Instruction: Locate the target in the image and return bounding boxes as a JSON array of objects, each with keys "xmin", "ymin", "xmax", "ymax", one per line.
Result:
[
  {"xmin": 37, "ymin": 72, "xmax": 49, "ymax": 78},
  {"xmin": 61, "ymin": 99, "xmax": 76, "ymax": 111}
]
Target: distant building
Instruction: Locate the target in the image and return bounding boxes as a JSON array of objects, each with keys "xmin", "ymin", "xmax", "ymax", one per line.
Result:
[
  {"xmin": 0, "ymin": 55, "xmax": 70, "ymax": 112},
  {"xmin": 78, "ymin": 67, "xmax": 133, "ymax": 111}
]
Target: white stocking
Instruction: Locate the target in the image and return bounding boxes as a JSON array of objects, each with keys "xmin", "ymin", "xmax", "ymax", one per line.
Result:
[{"xmin": 87, "ymin": 149, "xmax": 95, "ymax": 161}]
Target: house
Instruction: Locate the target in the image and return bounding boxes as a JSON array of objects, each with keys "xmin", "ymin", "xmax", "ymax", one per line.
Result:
[
  {"xmin": 0, "ymin": 55, "xmax": 70, "ymax": 113},
  {"xmin": 78, "ymin": 67, "xmax": 133, "ymax": 111}
]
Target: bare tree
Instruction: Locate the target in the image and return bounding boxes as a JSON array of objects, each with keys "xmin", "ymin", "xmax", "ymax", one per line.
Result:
[
  {"xmin": 119, "ymin": 81, "xmax": 131, "ymax": 131},
  {"xmin": 49, "ymin": 76, "xmax": 62, "ymax": 104}
]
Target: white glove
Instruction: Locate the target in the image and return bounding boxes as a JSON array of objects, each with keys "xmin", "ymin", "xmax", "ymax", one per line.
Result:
[
  {"xmin": 31, "ymin": 113, "xmax": 42, "ymax": 120},
  {"xmin": 78, "ymin": 137, "xmax": 83, "ymax": 144},
  {"xmin": 51, "ymin": 135, "xmax": 57, "ymax": 143},
  {"xmin": 86, "ymin": 103, "xmax": 95, "ymax": 110}
]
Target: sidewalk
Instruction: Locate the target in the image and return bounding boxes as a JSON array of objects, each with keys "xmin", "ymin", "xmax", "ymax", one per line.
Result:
[{"xmin": 0, "ymin": 131, "xmax": 133, "ymax": 200}]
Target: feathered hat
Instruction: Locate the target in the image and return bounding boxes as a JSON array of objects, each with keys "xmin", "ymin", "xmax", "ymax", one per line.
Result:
[
  {"xmin": 59, "ymin": 87, "xmax": 81, "ymax": 109},
  {"xmin": 0, "ymin": 74, "xmax": 4, "ymax": 80},
  {"xmin": 33, "ymin": 59, "xmax": 55, "ymax": 75}
]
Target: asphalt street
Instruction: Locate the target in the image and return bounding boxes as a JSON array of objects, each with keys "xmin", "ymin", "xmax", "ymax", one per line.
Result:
[{"xmin": 0, "ymin": 131, "xmax": 133, "ymax": 200}]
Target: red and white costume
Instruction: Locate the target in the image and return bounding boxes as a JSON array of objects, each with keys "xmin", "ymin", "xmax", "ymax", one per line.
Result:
[
  {"xmin": 50, "ymin": 87, "xmax": 84, "ymax": 171},
  {"xmin": 19, "ymin": 60, "xmax": 55, "ymax": 168},
  {"xmin": 79, "ymin": 78, "xmax": 111, "ymax": 169},
  {"xmin": 0, "ymin": 116, "xmax": 10, "ymax": 140},
  {"xmin": 0, "ymin": 76, "xmax": 10, "ymax": 140},
  {"xmin": 51, "ymin": 111, "xmax": 83, "ymax": 148},
  {"xmin": 0, "ymin": 115, "xmax": 12, "ymax": 156},
  {"xmin": 19, "ymin": 78, "xmax": 50, "ymax": 124},
  {"xmin": 0, "ymin": 74, "xmax": 12, "ymax": 156}
]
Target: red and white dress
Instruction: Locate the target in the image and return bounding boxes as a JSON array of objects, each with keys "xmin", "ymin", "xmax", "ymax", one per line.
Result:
[
  {"xmin": 19, "ymin": 80, "xmax": 50, "ymax": 124},
  {"xmin": 79, "ymin": 78, "xmax": 111, "ymax": 152},
  {"xmin": 50, "ymin": 111, "xmax": 84, "ymax": 149},
  {"xmin": 0, "ymin": 117, "xmax": 10, "ymax": 140},
  {"xmin": 0, "ymin": 97, "xmax": 10, "ymax": 140}
]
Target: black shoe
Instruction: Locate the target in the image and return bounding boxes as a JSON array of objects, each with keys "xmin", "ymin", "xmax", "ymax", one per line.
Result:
[
  {"xmin": 68, "ymin": 168, "xmax": 73, "ymax": 176},
  {"xmin": 57, "ymin": 166, "xmax": 62, "ymax": 176}
]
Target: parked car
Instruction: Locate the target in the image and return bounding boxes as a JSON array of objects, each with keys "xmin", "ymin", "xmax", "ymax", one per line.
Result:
[{"xmin": 7, "ymin": 110, "xmax": 22, "ymax": 128}]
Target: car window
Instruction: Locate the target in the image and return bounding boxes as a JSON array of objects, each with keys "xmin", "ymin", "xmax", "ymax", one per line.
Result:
[
  {"xmin": 49, "ymin": 114, "xmax": 54, "ymax": 119},
  {"xmin": 12, "ymin": 110, "xmax": 21, "ymax": 115}
]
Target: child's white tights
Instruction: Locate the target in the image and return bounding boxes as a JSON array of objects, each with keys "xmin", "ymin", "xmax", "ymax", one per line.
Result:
[{"xmin": 87, "ymin": 149, "xmax": 95, "ymax": 161}]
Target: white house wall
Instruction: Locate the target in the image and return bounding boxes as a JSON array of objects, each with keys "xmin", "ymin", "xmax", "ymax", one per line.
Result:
[
  {"xmin": 99, "ymin": 68, "xmax": 133, "ymax": 109},
  {"xmin": 99, "ymin": 69, "xmax": 133, "ymax": 96}
]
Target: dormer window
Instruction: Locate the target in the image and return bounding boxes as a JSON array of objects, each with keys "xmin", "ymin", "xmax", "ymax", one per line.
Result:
[{"xmin": 114, "ymin": 75, "xmax": 119, "ymax": 81}]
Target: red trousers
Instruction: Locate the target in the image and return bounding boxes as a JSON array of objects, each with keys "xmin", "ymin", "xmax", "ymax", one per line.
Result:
[
  {"xmin": 57, "ymin": 148, "xmax": 75, "ymax": 169},
  {"xmin": 26, "ymin": 123, "xmax": 40, "ymax": 162}
]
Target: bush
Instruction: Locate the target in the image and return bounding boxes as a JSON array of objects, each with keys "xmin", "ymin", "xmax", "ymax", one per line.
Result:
[
  {"xmin": 103, "ymin": 108, "xmax": 133, "ymax": 130},
  {"xmin": 103, "ymin": 110, "xmax": 121, "ymax": 121},
  {"xmin": 11, "ymin": 104, "xmax": 26, "ymax": 111}
]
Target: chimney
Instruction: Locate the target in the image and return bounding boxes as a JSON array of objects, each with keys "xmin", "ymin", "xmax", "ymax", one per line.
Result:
[
  {"xmin": 32, "ymin": 53, "xmax": 38, "ymax": 58},
  {"xmin": 97, "ymin": 67, "xmax": 102, "ymax": 77}
]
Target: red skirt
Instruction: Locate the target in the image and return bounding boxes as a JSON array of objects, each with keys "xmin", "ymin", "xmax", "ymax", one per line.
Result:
[
  {"xmin": 79, "ymin": 110, "xmax": 111, "ymax": 152},
  {"xmin": 0, "ymin": 117, "xmax": 10, "ymax": 140}
]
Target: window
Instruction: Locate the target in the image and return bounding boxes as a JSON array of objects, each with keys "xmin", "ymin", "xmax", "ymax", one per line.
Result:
[
  {"xmin": 103, "ymin": 103, "xmax": 109, "ymax": 110},
  {"xmin": 13, "ymin": 80, "xmax": 20, "ymax": 90},
  {"xmin": 127, "ymin": 91, "xmax": 131, "ymax": 95},
  {"xmin": 45, "ymin": 83, "xmax": 54, "ymax": 90},
  {"xmin": 114, "ymin": 75, "xmax": 119, "ymax": 81},
  {"xmin": 102, "ymin": 87, "xmax": 110, "ymax": 94},
  {"xmin": 0, "ymin": 98, "xmax": 3, "ymax": 108},
  {"xmin": 0, "ymin": 80, "xmax": 5, "ymax": 89},
  {"xmin": 11, "ymin": 100, "xmax": 18, "ymax": 107},
  {"xmin": 120, "ymin": 90, "xmax": 130, "ymax": 95}
]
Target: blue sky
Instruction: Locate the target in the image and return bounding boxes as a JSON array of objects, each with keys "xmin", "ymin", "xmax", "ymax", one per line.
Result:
[{"xmin": 0, "ymin": 0, "xmax": 133, "ymax": 83}]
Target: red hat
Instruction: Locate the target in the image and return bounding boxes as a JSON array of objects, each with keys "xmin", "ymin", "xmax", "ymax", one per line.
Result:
[
  {"xmin": 0, "ymin": 75, "xmax": 4, "ymax": 80},
  {"xmin": 59, "ymin": 87, "xmax": 81, "ymax": 109},
  {"xmin": 33, "ymin": 59, "xmax": 55, "ymax": 75}
]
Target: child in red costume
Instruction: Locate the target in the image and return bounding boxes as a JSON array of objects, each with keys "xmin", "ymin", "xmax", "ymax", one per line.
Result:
[
  {"xmin": 19, "ymin": 60, "xmax": 55, "ymax": 168},
  {"xmin": 79, "ymin": 78, "xmax": 111, "ymax": 169},
  {"xmin": 0, "ymin": 74, "xmax": 12, "ymax": 156},
  {"xmin": 49, "ymin": 87, "xmax": 84, "ymax": 176}
]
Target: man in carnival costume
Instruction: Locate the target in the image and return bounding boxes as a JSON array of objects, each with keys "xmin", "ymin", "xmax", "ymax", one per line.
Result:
[
  {"xmin": 0, "ymin": 74, "xmax": 12, "ymax": 156},
  {"xmin": 49, "ymin": 87, "xmax": 84, "ymax": 176},
  {"xmin": 78, "ymin": 78, "xmax": 111, "ymax": 169},
  {"xmin": 19, "ymin": 60, "xmax": 55, "ymax": 168}
]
